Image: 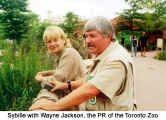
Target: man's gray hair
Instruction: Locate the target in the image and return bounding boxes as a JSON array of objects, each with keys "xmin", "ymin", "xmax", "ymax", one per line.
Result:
[{"xmin": 84, "ymin": 16, "xmax": 116, "ymax": 40}]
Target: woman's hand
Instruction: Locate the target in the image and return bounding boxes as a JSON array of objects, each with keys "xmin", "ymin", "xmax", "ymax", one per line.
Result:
[
  {"xmin": 47, "ymin": 80, "xmax": 67, "ymax": 92},
  {"xmin": 38, "ymin": 71, "xmax": 54, "ymax": 76},
  {"xmin": 35, "ymin": 73, "xmax": 47, "ymax": 82},
  {"xmin": 35, "ymin": 71, "xmax": 54, "ymax": 82}
]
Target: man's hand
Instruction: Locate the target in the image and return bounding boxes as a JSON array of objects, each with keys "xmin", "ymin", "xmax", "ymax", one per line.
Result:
[
  {"xmin": 29, "ymin": 100, "xmax": 42, "ymax": 111},
  {"xmin": 47, "ymin": 80, "xmax": 67, "ymax": 92},
  {"xmin": 29, "ymin": 99, "xmax": 56, "ymax": 111}
]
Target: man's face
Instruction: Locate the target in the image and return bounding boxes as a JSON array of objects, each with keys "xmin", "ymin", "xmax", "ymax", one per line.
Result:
[
  {"xmin": 84, "ymin": 29, "xmax": 111, "ymax": 55},
  {"xmin": 46, "ymin": 37, "xmax": 65, "ymax": 54}
]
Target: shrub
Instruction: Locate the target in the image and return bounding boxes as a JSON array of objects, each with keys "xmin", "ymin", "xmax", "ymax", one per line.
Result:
[
  {"xmin": 0, "ymin": 42, "xmax": 52, "ymax": 110},
  {"xmin": 159, "ymin": 50, "xmax": 166, "ymax": 60},
  {"xmin": 117, "ymin": 31, "xmax": 132, "ymax": 50},
  {"xmin": 0, "ymin": 40, "xmax": 11, "ymax": 49},
  {"xmin": 154, "ymin": 50, "xmax": 160, "ymax": 60},
  {"xmin": 147, "ymin": 42, "xmax": 156, "ymax": 50}
]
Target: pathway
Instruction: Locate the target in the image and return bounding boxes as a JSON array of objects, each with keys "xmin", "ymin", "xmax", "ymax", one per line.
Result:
[{"xmin": 133, "ymin": 51, "xmax": 166, "ymax": 110}]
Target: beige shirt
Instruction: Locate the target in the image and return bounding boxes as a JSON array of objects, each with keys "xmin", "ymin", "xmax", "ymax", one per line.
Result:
[
  {"xmin": 79, "ymin": 41, "xmax": 136, "ymax": 111},
  {"xmin": 52, "ymin": 47, "xmax": 86, "ymax": 82},
  {"xmin": 34, "ymin": 48, "xmax": 86, "ymax": 104}
]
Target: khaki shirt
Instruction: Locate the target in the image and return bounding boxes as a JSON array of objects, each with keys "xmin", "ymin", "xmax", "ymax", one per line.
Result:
[
  {"xmin": 33, "ymin": 48, "xmax": 86, "ymax": 108},
  {"xmin": 79, "ymin": 41, "xmax": 136, "ymax": 111},
  {"xmin": 52, "ymin": 47, "xmax": 86, "ymax": 82}
]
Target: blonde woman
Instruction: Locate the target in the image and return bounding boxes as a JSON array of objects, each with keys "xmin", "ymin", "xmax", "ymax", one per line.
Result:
[{"xmin": 30, "ymin": 26, "xmax": 86, "ymax": 110}]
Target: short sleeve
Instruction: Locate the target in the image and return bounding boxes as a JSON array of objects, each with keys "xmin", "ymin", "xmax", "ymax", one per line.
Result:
[{"xmin": 89, "ymin": 60, "xmax": 126, "ymax": 100}]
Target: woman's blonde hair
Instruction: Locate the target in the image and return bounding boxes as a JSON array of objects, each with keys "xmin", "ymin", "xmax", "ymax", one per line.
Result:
[
  {"xmin": 43, "ymin": 26, "xmax": 66, "ymax": 41},
  {"xmin": 43, "ymin": 26, "xmax": 72, "ymax": 48}
]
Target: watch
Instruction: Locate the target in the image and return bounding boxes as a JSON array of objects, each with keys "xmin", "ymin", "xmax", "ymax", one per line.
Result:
[{"xmin": 67, "ymin": 80, "xmax": 71, "ymax": 91}]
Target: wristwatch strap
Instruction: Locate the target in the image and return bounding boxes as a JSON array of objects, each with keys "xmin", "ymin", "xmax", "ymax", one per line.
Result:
[{"xmin": 67, "ymin": 80, "xmax": 71, "ymax": 91}]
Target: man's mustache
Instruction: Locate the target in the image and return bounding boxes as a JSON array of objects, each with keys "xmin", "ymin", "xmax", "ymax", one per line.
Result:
[{"xmin": 87, "ymin": 44, "xmax": 95, "ymax": 47}]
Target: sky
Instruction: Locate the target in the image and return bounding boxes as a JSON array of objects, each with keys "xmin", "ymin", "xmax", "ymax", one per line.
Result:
[{"xmin": 28, "ymin": 0, "xmax": 129, "ymax": 20}]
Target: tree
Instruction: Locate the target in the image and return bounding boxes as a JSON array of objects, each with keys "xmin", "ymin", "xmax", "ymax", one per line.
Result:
[
  {"xmin": 59, "ymin": 12, "xmax": 83, "ymax": 38},
  {"xmin": 58, "ymin": 12, "xmax": 90, "ymax": 58},
  {"xmin": 116, "ymin": 0, "xmax": 143, "ymax": 35},
  {"xmin": 153, "ymin": 0, "xmax": 166, "ymax": 30},
  {"xmin": 0, "ymin": 0, "xmax": 28, "ymax": 11},
  {"xmin": 117, "ymin": 0, "xmax": 166, "ymax": 33},
  {"xmin": 0, "ymin": 0, "xmax": 31, "ymax": 45},
  {"xmin": 115, "ymin": 0, "xmax": 166, "ymax": 49}
]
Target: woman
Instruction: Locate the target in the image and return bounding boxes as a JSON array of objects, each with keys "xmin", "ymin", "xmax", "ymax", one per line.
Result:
[
  {"xmin": 131, "ymin": 35, "xmax": 137, "ymax": 57},
  {"xmin": 30, "ymin": 26, "xmax": 86, "ymax": 110}
]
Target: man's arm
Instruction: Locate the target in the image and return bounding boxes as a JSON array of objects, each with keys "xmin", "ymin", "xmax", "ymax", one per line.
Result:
[
  {"xmin": 29, "ymin": 81, "xmax": 100, "ymax": 111},
  {"xmin": 50, "ymin": 75, "xmax": 87, "ymax": 92}
]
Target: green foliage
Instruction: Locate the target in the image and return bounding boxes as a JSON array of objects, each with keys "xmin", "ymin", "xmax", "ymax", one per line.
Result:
[
  {"xmin": 117, "ymin": 1, "xmax": 142, "ymax": 34},
  {"xmin": 16, "ymin": 15, "xmax": 56, "ymax": 54},
  {"xmin": 140, "ymin": 13, "xmax": 156, "ymax": 32},
  {"xmin": 25, "ymin": 16, "xmax": 56, "ymax": 49},
  {"xmin": 0, "ymin": 40, "xmax": 10, "ymax": 49},
  {"xmin": 125, "ymin": 0, "xmax": 154, "ymax": 10},
  {"xmin": 0, "ymin": 0, "xmax": 33, "ymax": 44},
  {"xmin": 58, "ymin": 12, "xmax": 90, "ymax": 58},
  {"xmin": 117, "ymin": 31, "xmax": 132, "ymax": 50},
  {"xmin": 154, "ymin": 50, "xmax": 160, "ymax": 59},
  {"xmin": 154, "ymin": 50, "xmax": 166, "ymax": 60},
  {"xmin": 139, "ymin": 0, "xmax": 166, "ymax": 32},
  {"xmin": 147, "ymin": 42, "xmax": 156, "ymax": 50},
  {"xmin": 32, "ymin": 20, "xmax": 55, "ymax": 41},
  {"xmin": 159, "ymin": 50, "xmax": 166, "ymax": 60},
  {"xmin": 0, "ymin": 42, "xmax": 52, "ymax": 110},
  {"xmin": 0, "ymin": 0, "xmax": 28, "ymax": 11},
  {"xmin": 153, "ymin": 0, "xmax": 166, "ymax": 31},
  {"xmin": 59, "ymin": 12, "xmax": 83, "ymax": 38},
  {"xmin": 0, "ymin": 10, "xmax": 33, "ymax": 44},
  {"xmin": 117, "ymin": 0, "xmax": 166, "ymax": 34}
]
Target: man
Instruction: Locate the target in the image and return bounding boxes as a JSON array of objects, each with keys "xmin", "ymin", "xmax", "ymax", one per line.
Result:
[
  {"xmin": 29, "ymin": 16, "xmax": 136, "ymax": 111},
  {"xmin": 139, "ymin": 33, "xmax": 148, "ymax": 57}
]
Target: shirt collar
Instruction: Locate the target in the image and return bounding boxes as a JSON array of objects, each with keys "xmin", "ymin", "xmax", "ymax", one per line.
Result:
[
  {"xmin": 56, "ymin": 47, "xmax": 66, "ymax": 57},
  {"xmin": 95, "ymin": 41, "xmax": 118, "ymax": 61}
]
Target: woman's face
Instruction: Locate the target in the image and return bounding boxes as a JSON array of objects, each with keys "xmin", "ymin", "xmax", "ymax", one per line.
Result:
[{"xmin": 46, "ymin": 37, "xmax": 65, "ymax": 54}]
